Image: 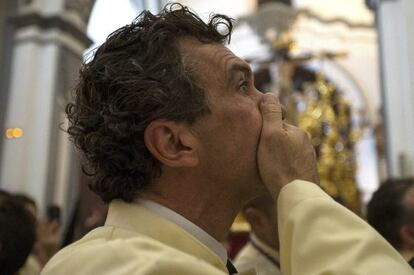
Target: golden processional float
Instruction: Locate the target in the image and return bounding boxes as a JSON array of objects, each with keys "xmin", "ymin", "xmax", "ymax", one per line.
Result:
[{"xmin": 233, "ymin": 2, "xmax": 365, "ymax": 223}]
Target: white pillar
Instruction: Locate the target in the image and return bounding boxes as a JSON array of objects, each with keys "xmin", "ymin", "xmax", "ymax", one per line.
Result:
[
  {"xmin": 375, "ymin": 0, "xmax": 414, "ymax": 177},
  {"xmin": 1, "ymin": 27, "xmax": 60, "ymax": 215},
  {"xmin": 0, "ymin": 0, "xmax": 92, "ymax": 217}
]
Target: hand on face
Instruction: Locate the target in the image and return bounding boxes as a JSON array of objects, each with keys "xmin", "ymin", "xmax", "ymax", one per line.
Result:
[{"xmin": 257, "ymin": 93, "xmax": 320, "ymax": 200}]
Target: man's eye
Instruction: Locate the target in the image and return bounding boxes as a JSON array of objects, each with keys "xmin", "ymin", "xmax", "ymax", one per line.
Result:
[{"xmin": 239, "ymin": 81, "xmax": 249, "ymax": 93}]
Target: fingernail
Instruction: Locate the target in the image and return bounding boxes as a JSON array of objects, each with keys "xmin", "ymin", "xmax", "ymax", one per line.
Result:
[{"xmin": 263, "ymin": 93, "xmax": 277, "ymax": 104}]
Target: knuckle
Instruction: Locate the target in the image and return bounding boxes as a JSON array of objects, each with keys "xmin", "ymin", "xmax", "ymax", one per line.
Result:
[{"xmin": 262, "ymin": 128, "xmax": 285, "ymax": 143}]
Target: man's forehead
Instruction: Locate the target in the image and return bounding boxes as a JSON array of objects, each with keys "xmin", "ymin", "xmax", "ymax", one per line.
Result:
[{"xmin": 179, "ymin": 37, "xmax": 245, "ymax": 70}]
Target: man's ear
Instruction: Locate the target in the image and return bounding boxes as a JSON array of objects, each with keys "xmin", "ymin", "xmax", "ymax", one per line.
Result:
[
  {"xmin": 400, "ymin": 225, "xmax": 414, "ymax": 249},
  {"xmin": 144, "ymin": 119, "xmax": 198, "ymax": 168}
]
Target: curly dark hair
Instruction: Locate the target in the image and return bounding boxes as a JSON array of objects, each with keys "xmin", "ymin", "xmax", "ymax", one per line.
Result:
[
  {"xmin": 66, "ymin": 3, "xmax": 233, "ymax": 202},
  {"xmin": 366, "ymin": 178, "xmax": 414, "ymax": 250}
]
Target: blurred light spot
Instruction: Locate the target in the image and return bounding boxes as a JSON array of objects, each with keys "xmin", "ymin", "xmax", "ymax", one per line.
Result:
[
  {"xmin": 5, "ymin": 129, "xmax": 13, "ymax": 139},
  {"xmin": 13, "ymin": 128, "xmax": 23, "ymax": 138},
  {"xmin": 5, "ymin": 128, "xmax": 24, "ymax": 139}
]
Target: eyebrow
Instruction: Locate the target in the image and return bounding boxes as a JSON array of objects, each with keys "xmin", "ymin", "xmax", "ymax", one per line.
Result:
[{"xmin": 227, "ymin": 63, "xmax": 253, "ymax": 85}]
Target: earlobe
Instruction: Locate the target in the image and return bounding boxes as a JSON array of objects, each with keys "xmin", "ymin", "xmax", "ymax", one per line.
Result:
[{"xmin": 144, "ymin": 120, "xmax": 199, "ymax": 168}]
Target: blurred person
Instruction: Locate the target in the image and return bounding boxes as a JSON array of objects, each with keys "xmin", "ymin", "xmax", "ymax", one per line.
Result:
[
  {"xmin": 0, "ymin": 191, "xmax": 36, "ymax": 275},
  {"xmin": 367, "ymin": 178, "xmax": 414, "ymax": 267},
  {"xmin": 13, "ymin": 193, "xmax": 37, "ymax": 218},
  {"xmin": 13, "ymin": 194, "xmax": 60, "ymax": 275},
  {"xmin": 234, "ymin": 195, "xmax": 280, "ymax": 274},
  {"xmin": 0, "ymin": 189, "xmax": 9, "ymax": 199},
  {"xmin": 42, "ymin": 3, "xmax": 412, "ymax": 275},
  {"xmin": 32, "ymin": 209, "xmax": 60, "ymax": 270}
]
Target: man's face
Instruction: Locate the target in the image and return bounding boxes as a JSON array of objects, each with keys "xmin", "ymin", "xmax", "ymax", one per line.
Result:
[{"xmin": 180, "ymin": 39, "xmax": 265, "ymax": 197}]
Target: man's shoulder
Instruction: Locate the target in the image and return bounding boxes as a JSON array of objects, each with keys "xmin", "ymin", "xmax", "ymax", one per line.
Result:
[{"xmin": 41, "ymin": 226, "xmax": 225, "ymax": 275}]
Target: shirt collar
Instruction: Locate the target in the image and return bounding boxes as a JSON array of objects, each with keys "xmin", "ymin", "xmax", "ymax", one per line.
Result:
[
  {"xmin": 250, "ymin": 233, "xmax": 279, "ymax": 260},
  {"xmin": 136, "ymin": 198, "xmax": 228, "ymax": 264}
]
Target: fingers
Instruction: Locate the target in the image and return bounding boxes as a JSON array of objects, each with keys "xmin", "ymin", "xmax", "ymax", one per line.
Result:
[
  {"xmin": 260, "ymin": 93, "xmax": 283, "ymax": 128},
  {"xmin": 257, "ymin": 93, "xmax": 320, "ymax": 195},
  {"xmin": 37, "ymin": 220, "xmax": 60, "ymax": 235},
  {"xmin": 49, "ymin": 220, "xmax": 60, "ymax": 233}
]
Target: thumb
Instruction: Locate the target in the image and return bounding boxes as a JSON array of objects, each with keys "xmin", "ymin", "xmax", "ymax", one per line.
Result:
[{"xmin": 260, "ymin": 93, "xmax": 283, "ymax": 128}]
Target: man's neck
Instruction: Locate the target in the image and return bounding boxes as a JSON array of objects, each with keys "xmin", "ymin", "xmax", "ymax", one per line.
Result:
[
  {"xmin": 141, "ymin": 178, "xmax": 251, "ymax": 242},
  {"xmin": 142, "ymin": 192, "xmax": 241, "ymax": 242}
]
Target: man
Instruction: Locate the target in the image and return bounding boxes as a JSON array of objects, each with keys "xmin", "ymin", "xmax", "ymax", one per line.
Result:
[
  {"xmin": 234, "ymin": 195, "xmax": 281, "ymax": 275},
  {"xmin": 367, "ymin": 178, "xmax": 414, "ymax": 267},
  {"xmin": 0, "ymin": 191, "xmax": 36, "ymax": 275},
  {"xmin": 42, "ymin": 3, "xmax": 412, "ymax": 275}
]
